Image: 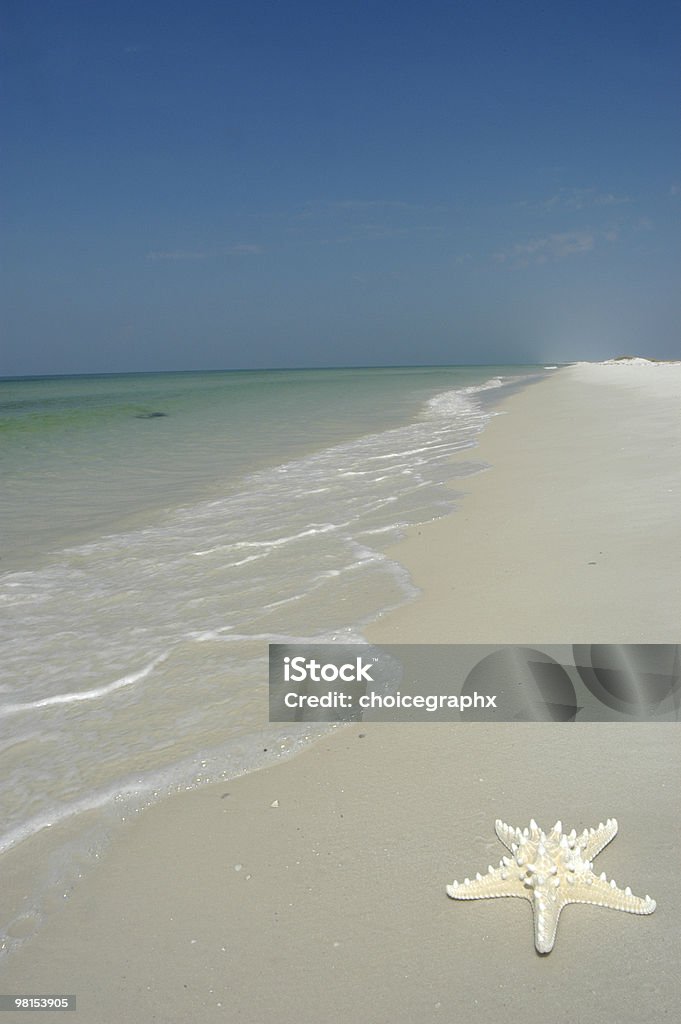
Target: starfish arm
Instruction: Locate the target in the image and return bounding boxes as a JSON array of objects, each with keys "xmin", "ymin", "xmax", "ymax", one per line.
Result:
[
  {"xmin": 565, "ymin": 873, "xmax": 656, "ymax": 915},
  {"xmin": 581, "ymin": 818, "xmax": 618, "ymax": 860},
  {"xmin": 447, "ymin": 866, "xmax": 526, "ymax": 901},
  {"xmin": 494, "ymin": 819, "xmax": 521, "ymax": 852},
  {"xmin": 532, "ymin": 896, "xmax": 564, "ymax": 954}
]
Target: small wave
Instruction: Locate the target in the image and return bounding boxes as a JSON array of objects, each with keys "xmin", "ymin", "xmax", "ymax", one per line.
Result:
[
  {"xmin": 0, "ymin": 652, "xmax": 169, "ymax": 718},
  {"xmin": 0, "ymin": 722, "xmax": 340, "ymax": 859},
  {"xmin": 193, "ymin": 522, "xmax": 340, "ymax": 556}
]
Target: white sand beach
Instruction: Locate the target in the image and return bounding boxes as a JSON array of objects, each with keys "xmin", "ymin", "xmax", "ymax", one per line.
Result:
[
  {"xmin": 2, "ymin": 362, "xmax": 680, "ymax": 1023},
  {"xmin": 368, "ymin": 359, "xmax": 681, "ymax": 645}
]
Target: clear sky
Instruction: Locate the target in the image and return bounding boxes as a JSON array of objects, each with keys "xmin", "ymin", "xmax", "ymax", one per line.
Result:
[{"xmin": 2, "ymin": 0, "xmax": 680, "ymax": 375}]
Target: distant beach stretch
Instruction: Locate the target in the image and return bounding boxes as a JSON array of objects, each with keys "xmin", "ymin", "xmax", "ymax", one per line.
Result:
[{"xmin": 1, "ymin": 361, "xmax": 680, "ymax": 1024}]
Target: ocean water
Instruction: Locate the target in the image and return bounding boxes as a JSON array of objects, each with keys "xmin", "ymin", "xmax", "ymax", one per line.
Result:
[{"xmin": 0, "ymin": 365, "xmax": 545, "ymax": 955}]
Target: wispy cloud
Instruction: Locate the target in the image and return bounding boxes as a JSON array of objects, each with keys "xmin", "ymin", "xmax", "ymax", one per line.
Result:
[
  {"xmin": 493, "ymin": 230, "xmax": 599, "ymax": 266},
  {"xmin": 295, "ymin": 198, "xmax": 447, "ymax": 246},
  {"xmin": 635, "ymin": 216, "xmax": 654, "ymax": 231},
  {"xmin": 146, "ymin": 250, "xmax": 207, "ymax": 261},
  {"xmin": 299, "ymin": 199, "xmax": 431, "ymax": 218},
  {"xmin": 670, "ymin": 182, "xmax": 681, "ymax": 197},
  {"xmin": 146, "ymin": 244, "xmax": 264, "ymax": 261},
  {"xmin": 224, "ymin": 244, "xmax": 264, "ymax": 255},
  {"xmin": 517, "ymin": 187, "xmax": 631, "ymax": 213},
  {"xmin": 320, "ymin": 223, "xmax": 444, "ymax": 245}
]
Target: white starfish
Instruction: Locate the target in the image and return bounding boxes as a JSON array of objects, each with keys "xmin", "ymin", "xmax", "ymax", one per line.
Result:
[{"xmin": 446, "ymin": 818, "xmax": 656, "ymax": 953}]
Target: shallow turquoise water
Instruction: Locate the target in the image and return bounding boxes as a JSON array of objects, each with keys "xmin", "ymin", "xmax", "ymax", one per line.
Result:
[{"xmin": 1, "ymin": 366, "xmax": 527, "ymax": 567}]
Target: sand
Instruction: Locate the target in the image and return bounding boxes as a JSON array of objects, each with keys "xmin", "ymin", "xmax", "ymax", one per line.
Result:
[
  {"xmin": 1, "ymin": 362, "xmax": 679, "ymax": 1023},
  {"xmin": 368, "ymin": 360, "xmax": 681, "ymax": 645}
]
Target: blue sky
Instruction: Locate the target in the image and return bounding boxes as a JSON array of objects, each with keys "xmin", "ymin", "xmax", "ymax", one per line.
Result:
[{"xmin": 2, "ymin": 0, "xmax": 680, "ymax": 374}]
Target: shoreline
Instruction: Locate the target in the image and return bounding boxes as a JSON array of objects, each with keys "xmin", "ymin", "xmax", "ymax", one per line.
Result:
[
  {"xmin": 0, "ymin": 365, "xmax": 519, "ymax": 893},
  {"xmin": 2, "ymin": 363, "xmax": 680, "ymax": 1023}
]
